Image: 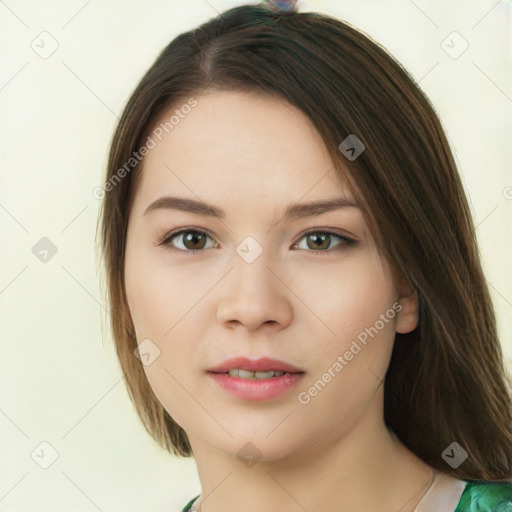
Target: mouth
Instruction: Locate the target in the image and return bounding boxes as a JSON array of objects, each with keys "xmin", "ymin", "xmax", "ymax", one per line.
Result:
[
  {"xmin": 206, "ymin": 357, "xmax": 305, "ymax": 401},
  {"xmin": 214, "ymin": 368, "xmax": 303, "ymax": 379}
]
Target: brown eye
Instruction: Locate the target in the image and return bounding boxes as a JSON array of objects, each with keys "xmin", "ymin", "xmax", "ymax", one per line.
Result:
[
  {"xmin": 293, "ymin": 231, "xmax": 354, "ymax": 253},
  {"xmin": 163, "ymin": 230, "xmax": 216, "ymax": 252}
]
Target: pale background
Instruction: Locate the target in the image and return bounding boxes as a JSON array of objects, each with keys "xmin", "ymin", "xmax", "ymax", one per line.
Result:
[{"xmin": 0, "ymin": 0, "xmax": 511, "ymax": 511}]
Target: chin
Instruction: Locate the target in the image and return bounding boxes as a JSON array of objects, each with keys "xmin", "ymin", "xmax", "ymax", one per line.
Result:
[{"xmin": 210, "ymin": 431, "xmax": 303, "ymax": 465}]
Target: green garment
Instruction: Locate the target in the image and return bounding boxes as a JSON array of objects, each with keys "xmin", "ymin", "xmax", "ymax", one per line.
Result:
[
  {"xmin": 181, "ymin": 480, "xmax": 512, "ymax": 511},
  {"xmin": 454, "ymin": 480, "xmax": 512, "ymax": 512}
]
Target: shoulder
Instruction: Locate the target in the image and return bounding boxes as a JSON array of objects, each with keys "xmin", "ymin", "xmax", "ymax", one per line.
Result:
[
  {"xmin": 181, "ymin": 495, "xmax": 200, "ymax": 512},
  {"xmin": 455, "ymin": 479, "xmax": 512, "ymax": 512}
]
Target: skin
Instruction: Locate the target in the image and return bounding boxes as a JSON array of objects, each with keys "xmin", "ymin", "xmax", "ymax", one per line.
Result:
[{"xmin": 124, "ymin": 91, "xmax": 437, "ymax": 512}]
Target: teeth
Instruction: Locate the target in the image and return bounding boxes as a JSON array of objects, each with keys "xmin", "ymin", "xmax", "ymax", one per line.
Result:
[{"xmin": 228, "ymin": 369, "xmax": 286, "ymax": 379}]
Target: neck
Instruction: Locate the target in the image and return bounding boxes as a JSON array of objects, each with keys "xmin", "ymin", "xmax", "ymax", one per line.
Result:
[{"xmin": 188, "ymin": 386, "xmax": 434, "ymax": 512}]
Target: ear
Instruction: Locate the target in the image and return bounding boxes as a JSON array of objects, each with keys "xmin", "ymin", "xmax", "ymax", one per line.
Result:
[{"xmin": 395, "ymin": 279, "xmax": 419, "ymax": 334}]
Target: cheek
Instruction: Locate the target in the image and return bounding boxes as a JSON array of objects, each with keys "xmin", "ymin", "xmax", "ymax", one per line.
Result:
[
  {"xmin": 300, "ymin": 252, "xmax": 396, "ymax": 340},
  {"xmin": 124, "ymin": 243, "xmax": 204, "ymax": 413},
  {"xmin": 303, "ymin": 252, "xmax": 398, "ymax": 378},
  {"xmin": 126, "ymin": 263, "xmax": 199, "ymax": 429},
  {"xmin": 124, "ymin": 242, "xmax": 180, "ymax": 338}
]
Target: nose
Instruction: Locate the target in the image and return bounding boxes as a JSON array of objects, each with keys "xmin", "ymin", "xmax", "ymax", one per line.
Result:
[{"xmin": 216, "ymin": 252, "xmax": 293, "ymax": 332}]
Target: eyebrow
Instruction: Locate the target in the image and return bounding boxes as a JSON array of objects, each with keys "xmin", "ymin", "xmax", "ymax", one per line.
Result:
[{"xmin": 143, "ymin": 195, "xmax": 360, "ymax": 221}]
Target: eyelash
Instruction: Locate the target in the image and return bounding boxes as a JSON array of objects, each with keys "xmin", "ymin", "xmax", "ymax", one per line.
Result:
[{"xmin": 158, "ymin": 228, "xmax": 356, "ymax": 255}]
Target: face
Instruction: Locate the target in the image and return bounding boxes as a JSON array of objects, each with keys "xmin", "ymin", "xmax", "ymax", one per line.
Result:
[{"xmin": 124, "ymin": 91, "xmax": 418, "ymax": 461}]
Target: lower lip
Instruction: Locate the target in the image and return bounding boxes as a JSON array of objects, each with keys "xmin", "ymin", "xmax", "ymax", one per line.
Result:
[{"xmin": 207, "ymin": 372, "xmax": 305, "ymax": 401}]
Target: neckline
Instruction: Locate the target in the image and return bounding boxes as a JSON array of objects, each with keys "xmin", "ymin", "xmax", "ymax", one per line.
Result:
[
  {"xmin": 188, "ymin": 471, "xmax": 468, "ymax": 512},
  {"xmin": 188, "ymin": 495, "xmax": 200, "ymax": 511},
  {"xmin": 413, "ymin": 470, "xmax": 467, "ymax": 512}
]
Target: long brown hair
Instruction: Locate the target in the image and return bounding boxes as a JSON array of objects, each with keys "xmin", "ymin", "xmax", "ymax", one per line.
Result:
[{"xmin": 96, "ymin": 2, "xmax": 512, "ymax": 480}]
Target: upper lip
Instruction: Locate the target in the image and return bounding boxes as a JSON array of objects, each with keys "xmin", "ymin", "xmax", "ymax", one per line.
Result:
[{"xmin": 207, "ymin": 357, "xmax": 305, "ymax": 374}]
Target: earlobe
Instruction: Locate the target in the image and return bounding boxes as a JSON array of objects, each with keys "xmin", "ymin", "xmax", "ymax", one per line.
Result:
[{"xmin": 395, "ymin": 286, "xmax": 419, "ymax": 334}]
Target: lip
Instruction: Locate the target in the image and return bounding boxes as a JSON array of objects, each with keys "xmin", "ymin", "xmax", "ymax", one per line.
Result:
[
  {"xmin": 207, "ymin": 372, "xmax": 305, "ymax": 401},
  {"xmin": 206, "ymin": 357, "xmax": 305, "ymax": 401},
  {"xmin": 207, "ymin": 356, "xmax": 304, "ymax": 374}
]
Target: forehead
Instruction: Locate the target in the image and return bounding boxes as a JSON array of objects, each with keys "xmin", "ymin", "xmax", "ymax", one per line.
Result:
[{"xmin": 132, "ymin": 91, "xmax": 351, "ymax": 214}]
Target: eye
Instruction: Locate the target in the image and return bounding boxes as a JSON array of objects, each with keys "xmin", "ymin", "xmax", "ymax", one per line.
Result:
[
  {"xmin": 292, "ymin": 230, "xmax": 355, "ymax": 253},
  {"xmin": 160, "ymin": 228, "xmax": 356, "ymax": 254},
  {"xmin": 161, "ymin": 229, "xmax": 217, "ymax": 253}
]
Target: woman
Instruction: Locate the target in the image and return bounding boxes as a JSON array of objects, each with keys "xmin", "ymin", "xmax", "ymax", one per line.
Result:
[{"xmin": 96, "ymin": 2, "xmax": 512, "ymax": 511}]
